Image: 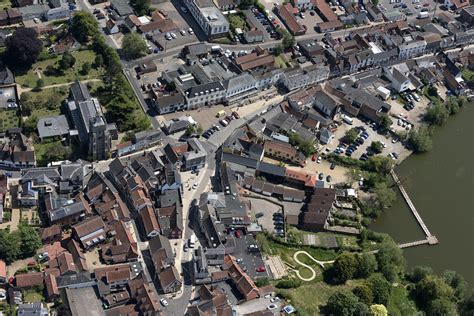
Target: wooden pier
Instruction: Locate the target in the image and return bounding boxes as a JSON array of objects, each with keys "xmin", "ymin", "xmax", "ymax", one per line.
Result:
[{"xmin": 390, "ymin": 170, "xmax": 439, "ymax": 245}]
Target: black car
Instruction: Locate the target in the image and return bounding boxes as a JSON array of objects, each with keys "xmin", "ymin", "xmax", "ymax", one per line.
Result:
[
  {"xmin": 330, "ymin": 163, "xmax": 336, "ymax": 170},
  {"xmin": 356, "ymin": 137, "xmax": 365, "ymax": 145},
  {"xmin": 318, "ymin": 173, "xmax": 324, "ymax": 180}
]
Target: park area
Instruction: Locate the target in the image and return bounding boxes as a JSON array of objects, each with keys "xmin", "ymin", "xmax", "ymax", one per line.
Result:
[{"xmin": 14, "ymin": 50, "xmax": 102, "ymax": 88}]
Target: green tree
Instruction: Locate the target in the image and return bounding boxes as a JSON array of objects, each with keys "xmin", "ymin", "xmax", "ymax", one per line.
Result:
[
  {"xmin": 332, "ymin": 253, "xmax": 358, "ymax": 284},
  {"xmin": 371, "ymin": 182, "xmax": 396, "ymax": 210},
  {"xmin": 427, "ymin": 298, "xmax": 457, "ymax": 316},
  {"xmin": 442, "ymin": 270, "xmax": 467, "ymax": 300},
  {"xmin": 130, "ymin": 0, "xmax": 150, "ymax": 15},
  {"xmin": 446, "ymin": 96, "xmax": 460, "ymax": 115},
  {"xmin": 460, "ymin": 293, "xmax": 474, "ymax": 316},
  {"xmin": 354, "ymin": 302, "xmax": 370, "ymax": 316},
  {"xmin": 276, "ymin": 278, "xmax": 302, "ymax": 288},
  {"xmin": 273, "ymin": 44, "xmax": 283, "ymax": 56},
  {"xmin": 367, "ymin": 274, "xmax": 392, "ymax": 305},
  {"xmin": 409, "ymin": 266, "xmax": 433, "ymax": 283},
  {"xmin": 5, "ymin": 28, "xmax": 43, "ymax": 67},
  {"xmin": 239, "ymin": 0, "xmax": 257, "ymax": 9},
  {"xmin": 59, "ymin": 51, "xmax": 76, "ymax": 69},
  {"xmin": 424, "ymin": 104, "xmax": 449, "ymax": 126},
  {"xmin": 71, "ymin": 12, "xmax": 99, "ymax": 43},
  {"xmin": 414, "ymin": 275, "xmax": 455, "ymax": 308},
  {"xmin": 0, "ymin": 230, "xmax": 21, "ymax": 264},
  {"xmin": 370, "ymin": 141, "xmax": 383, "ymax": 154},
  {"xmin": 94, "ymin": 54, "xmax": 104, "ymax": 68},
  {"xmin": 370, "ymin": 304, "xmax": 388, "ymax": 316},
  {"xmin": 184, "ymin": 124, "xmax": 196, "ymax": 137},
  {"xmin": 122, "ymin": 33, "xmax": 148, "ymax": 60},
  {"xmin": 378, "ymin": 114, "xmax": 392, "ymax": 132},
  {"xmin": 288, "ymin": 132, "xmax": 315, "ymax": 157},
  {"xmin": 353, "ymin": 285, "xmax": 373, "ymax": 305},
  {"xmin": 364, "ymin": 155, "xmax": 393, "ymax": 174},
  {"xmin": 18, "ymin": 225, "xmax": 42, "ymax": 258},
  {"xmin": 36, "ymin": 78, "xmax": 44, "ymax": 90},
  {"xmin": 407, "ymin": 126, "xmax": 433, "ymax": 153},
  {"xmin": 324, "ymin": 290, "xmax": 361, "ymax": 316},
  {"xmin": 22, "ymin": 115, "xmax": 38, "ymax": 136},
  {"xmin": 343, "ymin": 128, "xmax": 359, "ymax": 144},
  {"xmin": 375, "ymin": 242, "xmax": 405, "ymax": 281},
  {"xmin": 81, "ymin": 62, "xmax": 91, "ymax": 75},
  {"xmin": 371, "ymin": 0, "xmax": 379, "ymax": 5},
  {"xmin": 38, "ymin": 141, "xmax": 72, "ymax": 166},
  {"xmin": 278, "ymin": 28, "xmax": 294, "ymax": 49},
  {"xmin": 355, "ymin": 254, "xmax": 378, "ymax": 279}
]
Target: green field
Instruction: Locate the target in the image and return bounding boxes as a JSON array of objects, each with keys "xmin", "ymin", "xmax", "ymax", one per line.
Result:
[
  {"xmin": 21, "ymin": 86, "xmax": 68, "ymax": 119},
  {"xmin": 276, "ymin": 280, "xmax": 360, "ymax": 315},
  {"xmin": 23, "ymin": 290, "xmax": 44, "ymax": 303},
  {"xmin": 0, "ymin": 109, "xmax": 19, "ymax": 132},
  {"xmin": 15, "ymin": 50, "xmax": 102, "ymax": 88}
]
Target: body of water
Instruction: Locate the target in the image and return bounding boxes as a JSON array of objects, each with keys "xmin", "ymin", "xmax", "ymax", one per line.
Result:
[{"xmin": 370, "ymin": 104, "xmax": 474, "ymax": 286}]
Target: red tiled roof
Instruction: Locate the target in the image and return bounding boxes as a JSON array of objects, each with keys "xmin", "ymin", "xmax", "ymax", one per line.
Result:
[
  {"xmin": 278, "ymin": 3, "xmax": 305, "ymax": 35},
  {"xmin": 312, "ymin": 0, "xmax": 338, "ymax": 21},
  {"xmin": 16, "ymin": 272, "xmax": 43, "ymax": 288}
]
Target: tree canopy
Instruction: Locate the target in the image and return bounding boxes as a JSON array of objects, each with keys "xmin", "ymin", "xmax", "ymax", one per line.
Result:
[
  {"xmin": 71, "ymin": 12, "xmax": 99, "ymax": 43},
  {"xmin": 424, "ymin": 104, "xmax": 449, "ymax": 126},
  {"xmin": 370, "ymin": 141, "xmax": 384, "ymax": 154},
  {"xmin": 343, "ymin": 128, "xmax": 359, "ymax": 144},
  {"xmin": 59, "ymin": 51, "xmax": 76, "ymax": 70},
  {"xmin": 5, "ymin": 28, "xmax": 42, "ymax": 67},
  {"xmin": 324, "ymin": 290, "xmax": 364, "ymax": 316},
  {"xmin": 332, "ymin": 253, "xmax": 358, "ymax": 283},
  {"xmin": 407, "ymin": 126, "xmax": 433, "ymax": 153},
  {"xmin": 122, "ymin": 33, "xmax": 148, "ymax": 60},
  {"xmin": 367, "ymin": 274, "xmax": 392, "ymax": 305},
  {"xmin": 0, "ymin": 224, "xmax": 42, "ymax": 264},
  {"xmin": 130, "ymin": 0, "xmax": 150, "ymax": 15}
]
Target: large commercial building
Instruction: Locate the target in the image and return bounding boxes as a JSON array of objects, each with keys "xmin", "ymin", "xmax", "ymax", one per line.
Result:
[{"xmin": 184, "ymin": 0, "xmax": 229, "ymax": 39}]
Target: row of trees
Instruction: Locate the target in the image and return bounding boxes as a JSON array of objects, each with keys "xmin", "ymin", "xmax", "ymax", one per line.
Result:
[
  {"xmin": 322, "ymin": 241, "xmax": 472, "ymax": 315},
  {"xmin": 405, "ymin": 93, "xmax": 468, "ymax": 153},
  {"xmin": 71, "ymin": 12, "xmax": 150, "ymax": 132},
  {"xmin": 0, "ymin": 224, "xmax": 42, "ymax": 264}
]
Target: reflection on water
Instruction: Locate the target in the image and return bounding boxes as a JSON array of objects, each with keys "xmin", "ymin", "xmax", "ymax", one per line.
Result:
[{"xmin": 370, "ymin": 104, "xmax": 474, "ymax": 286}]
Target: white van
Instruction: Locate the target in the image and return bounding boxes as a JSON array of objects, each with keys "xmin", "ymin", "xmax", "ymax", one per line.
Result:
[{"xmin": 341, "ymin": 114, "xmax": 354, "ymax": 125}]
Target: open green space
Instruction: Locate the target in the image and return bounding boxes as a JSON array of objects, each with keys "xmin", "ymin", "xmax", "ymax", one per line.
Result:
[
  {"xmin": 275, "ymin": 55, "xmax": 288, "ymax": 69},
  {"xmin": 15, "ymin": 50, "xmax": 102, "ymax": 88},
  {"xmin": 0, "ymin": 109, "xmax": 19, "ymax": 132},
  {"xmin": 24, "ymin": 290, "xmax": 44, "ymax": 303},
  {"xmin": 256, "ymin": 233, "xmax": 338, "ymax": 267},
  {"xmin": 0, "ymin": 0, "xmax": 11, "ymax": 10},
  {"xmin": 387, "ymin": 286, "xmax": 418, "ymax": 315},
  {"xmin": 21, "ymin": 86, "xmax": 68, "ymax": 118},
  {"xmin": 34, "ymin": 140, "xmax": 72, "ymax": 167},
  {"xmin": 276, "ymin": 280, "xmax": 358, "ymax": 315}
]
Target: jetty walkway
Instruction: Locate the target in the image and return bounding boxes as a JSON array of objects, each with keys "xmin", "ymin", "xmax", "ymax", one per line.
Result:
[{"xmin": 390, "ymin": 170, "xmax": 439, "ymax": 246}]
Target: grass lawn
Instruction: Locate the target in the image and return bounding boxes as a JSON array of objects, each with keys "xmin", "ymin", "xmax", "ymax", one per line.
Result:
[
  {"xmin": 15, "ymin": 50, "xmax": 102, "ymax": 88},
  {"xmin": 21, "ymin": 86, "xmax": 68, "ymax": 119},
  {"xmin": 0, "ymin": 109, "xmax": 19, "ymax": 132},
  {"xmin": 0, "ymin": 0, "xmax": 11, "ymax": 10},
  {"xmin": 387, "ymin": 286, "xmax": 418, "ymax": 315},
  {"xmin": 275, "ymin": 55, "xmax": 288, "ymax": 69},
  {"xmin": 256, "ymin": 233, "xmax": 338, "ymax": 267},
  {"xmin": 34, "ymin": 140, "xmax": 72, "ymax": 166},
  {"xmin": 23, "ymin": 290, "xmax": 44, "ymax": 303},
  {"xmin": 276, "ymin": 280, "xmax": 359, "ymax": 315}
]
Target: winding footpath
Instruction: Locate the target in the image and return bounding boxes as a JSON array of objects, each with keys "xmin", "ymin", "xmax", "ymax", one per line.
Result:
[{"xmin": 292, "ymin": 251, "xmax": 335, "ymax": 282}]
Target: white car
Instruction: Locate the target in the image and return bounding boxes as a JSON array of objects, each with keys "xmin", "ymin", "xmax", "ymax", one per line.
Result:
[
  {"xmin": 188, "ymin": 28, "xmax": 194, "ymax": 35},
  {"xmin": 170, "ymin": 32, "xmax": 177, "ymax": 39},
  {"xmin": 317, "ymin": 156, "xmax": 322, "ymax": 164},
  {"xmin": 270, "ymin": 296, "xmax": 281, "ymax": 303},
  {"xmin": 160, "ymin": 298, "xmax": 169, "ymax": 307},
  {"xmin": 180, "ymin": 30, "xmax": 186, "ymax": 36},
  {"xmin": 381, "ymin": 141, "xmax": 387, "ymax": 148},
  {"xmin": 268, "ymin": 304, "xmax": 278, "ymax": 310}
]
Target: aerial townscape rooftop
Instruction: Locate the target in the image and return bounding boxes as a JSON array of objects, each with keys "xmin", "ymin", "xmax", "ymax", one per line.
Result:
[{"xmin": 0, "ymin": 0, "xmax": 472, "ymax": 314}]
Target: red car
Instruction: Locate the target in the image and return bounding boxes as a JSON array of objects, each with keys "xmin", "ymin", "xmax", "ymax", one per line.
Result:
[
  {"xmin": 311, "ymin": 154, "xmax": 317, "ymax": 161},
  {"xmin": 235, "ymin": 230, "xmax": 241, "ymax": 238},
  {"xmin": 256, "ymin": 266, "xmax": 266, "ymax": 272}
]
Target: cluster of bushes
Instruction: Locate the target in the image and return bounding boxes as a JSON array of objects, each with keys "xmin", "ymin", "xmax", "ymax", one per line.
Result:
[
  {"xmin": 0, "ymin": 224, "xmax": 42, "ymax": 264},
  {"xmin": 276, "ymin": 278, "xmax": 302, "ymax": 289}
]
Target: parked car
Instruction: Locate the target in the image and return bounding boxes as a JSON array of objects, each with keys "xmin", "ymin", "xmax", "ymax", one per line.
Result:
[
  {"xmin": 256, "ymin": 212, "xmax": 264, "ymax": 218},
  {"xmin": 330, "ymin": 163, "xmax": 336, "ymax": 170},
  {"xmin": 317, "ymin": 156, "xmax": 322, "ymax": 163},
  {"xmin": 311, "ymin": 154, "xmax": 317, "ymax": 161},
  {"xmin": 160, "ymin": 299, "xmax": 169, "ymax": 307},
  {"xmin": 268, "ymin": 304, "xmax": 278, "ymax": 310},
  {"xmin": 326, "ymin": 175, "xmax": 332, "ymax": 182},
  {"xmin": 318, "ymin": 173, "xmax": 324, "ymax": 180},
  {"xmin": 256, "ymin": 266, "xmax": 266, "ymax": 272},
  {"xmin": 235, "ymin": 230, "xmax": 241, "ymax": 238},
  {"xmin": 180, "ymin": 29, "xmax": 187, "ymax": 36},
  {"xmin": 270, "ymin": 297, "xmax": 281, "ymax": 303},
  {"xmin": 180, "ymin": 6, "xmax": 188, "ymax": 13},
  {"xmin": 188, "ymin": 28, "xmax": 194, "ymax": 34}
]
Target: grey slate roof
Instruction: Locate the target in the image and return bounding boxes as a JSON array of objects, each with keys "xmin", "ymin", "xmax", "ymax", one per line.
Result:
[{"xmin": 37, "ymin": 115, "xmax": 70, "ymax": 139}]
